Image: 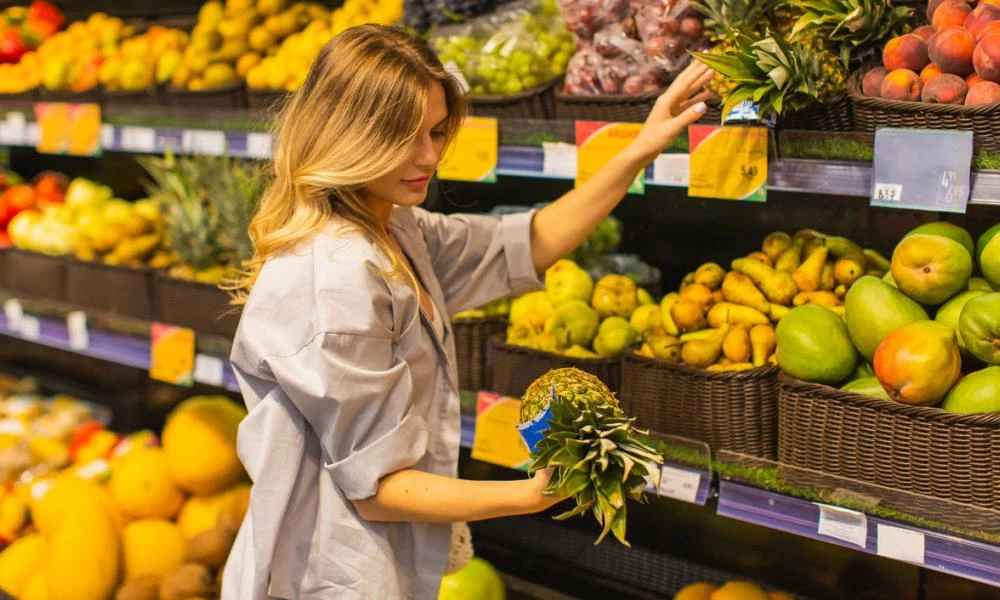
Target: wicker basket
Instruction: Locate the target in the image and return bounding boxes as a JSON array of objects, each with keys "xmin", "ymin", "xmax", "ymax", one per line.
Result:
[
  {"xmin": 621, "ymin": 352, "xmax": 779, "ymax": 459},
  {"xmin": 554, "ymin": 89, "xmax": 659, "ymax": 123},
  {"xmin": 780, "ymin": 92, "xmax": 854, "ymax": 132},
  {"xmin": 848, "ymin": 68, "xmax": 1000, "ymax": 149},
  {"xmin": 153, "ymin": 272, "xmax": 240, "ymax": 338},
  {"xmin": 778, "ymin": 373, "xmax": 1000, "ymax": 517},
  {"xmin": 452, "ymin": 317, "xmax": 507, "ymax": 393},
  {"xmin": 1, "ymin": 249, "xmax": 65, "ymax": 301},
  {"xmin": 468, "ymin": 80, "xmax": 557, "ymax": 119},
  {"xmin": 102, "ymin": 87, "xmax": 163, "ymax": 108},
  {"xmin": 164, "ymin": 84, "xmax": 247, "ymax": 109},
  {"xmin": 36, "ymin": 88, "xmax": 102, "ymax": 103},
  {"xmin": 487, "ymin": 334, "xmax": 621, "ymax": 398},
  {"xmin": 64, "ymin": 259, "xmax": 154, "ymax": 320}
]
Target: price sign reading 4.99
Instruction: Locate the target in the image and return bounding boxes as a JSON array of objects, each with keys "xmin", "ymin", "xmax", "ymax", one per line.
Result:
[
  {"xmin": 871, "ymin": 128, "xmax": 972, "ymax": 213},
  {"xmin": 688, "ymin": 125, "xmax": 767, "ymax": 202},
  {"xmin": 437, "ymin": 116, "xmax": 498, "ymax": 182}
]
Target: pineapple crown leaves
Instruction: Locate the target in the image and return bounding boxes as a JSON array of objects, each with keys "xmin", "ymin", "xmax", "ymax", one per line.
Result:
[
  {"xmin": 691, "ymin": 0, "xmax": 784, "ymax": 43},
  {"xmin": 527, "ymin": 390, "xmax": 665, "ymax": 546},
  {"xmin": 690, "ymin": 30, "xmax": 847, "ymax": 119},
  {"xmin": 787, "ymin": 0, "xmax": 913, "ymax": 53}
]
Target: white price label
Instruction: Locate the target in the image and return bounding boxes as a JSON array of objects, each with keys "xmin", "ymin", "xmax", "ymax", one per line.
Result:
[
  {"xmin": 652, "ymin": 153, "xmax": 690, "ymax": 187},
  {"xmin": 0, "ymin": 113, "xmax": 26, "ymax": 144},
  {"xmin": 120, "ymin": 126, "xmax": 156, "ymax": 153},
  {"xmin": 182, "ymin": 130, "xmax": 226, "ymax": 156},
  {"xmin": 66, "ymin": 311, "xmax": 89, "ymax": 350},
  {"xmin": 872, "ymin": 183, "xmax": 903, "ymax": 203},
  {"xmin": 24, "ymin": 122, "xmax": 39, "ymax": 145},
  {"xmin": 19, "ymin": 316, "xmax": 39, "ymax": 341},
  {"xmin": 877, "ymin": 524, "xmax": 925, "ymax": 564},
  {"xmin": 100, "ymin": 124, "xmax": 114, "ymax": 149},
  {"xmin": 817, "ymin": 504, "xmax": 868, "ymax": 548},
  {"xmin": 245, "ymin": 132, "xmax": 272, "ymax": 159},
  {"xmin": 3, "ymin": 299, "xmax": 24, "ymax": 331},
  {"xmin": 194, "ymin": 354, "xmax": 225, "ymax": 387},
  {"xmin": 657, "ymin": 465, "xmax": 701, "ymax": 504},
  {"xmin": 542, "ymin": 142, "xmax": 577, "ymax": 178}
]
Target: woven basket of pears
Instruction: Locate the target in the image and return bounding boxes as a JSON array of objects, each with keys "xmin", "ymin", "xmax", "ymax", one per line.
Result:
[
  {"xmin": 487, "ymin": 334, "xmax": 622, "ymax": 398},
  {"xmin": 778, "ymin": 374, "xmax": 1000, "ymax": 532}
]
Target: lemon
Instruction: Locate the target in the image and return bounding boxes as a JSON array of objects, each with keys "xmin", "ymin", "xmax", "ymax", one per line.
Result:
[
  {"xmin": 204, "ymin": 62, "xmax": 239, "ymax": 88},
  {"xmin": 236, "ymin": 52, "xmax": 262, "ymax": 78},
  {"xmin": 246, "ymin": 64, "xmax": 270, "ymax": 89},
  {"xmin": 198, "ymin": 1, "xmax": 225, "ymax": 25},
  {"xmin": 122, "ymin": 519, "xmax": 186, "ymax": 580},
  {"xmin": 258, "ymin": 0, "xmax": 290, "ymax": 16},
  {"xmin": 249, "ymin": 25, "xmax": 277, "ymax": 51},
  {"xmin": 266, "ymin": 62, "xmax": 290, "ymax": 90},
  {"xmin": 188, "ymin": 77, "xmax": 208, "ymax": 91},
  {"xmin": 109, "ymin": 447, "xmax": 185, "ymax": 520}
]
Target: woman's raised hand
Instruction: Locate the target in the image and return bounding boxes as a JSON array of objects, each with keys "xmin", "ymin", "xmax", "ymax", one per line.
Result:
[{"xmin": 630, "ymin": 61, "xmax": 716, "ymax": 164}]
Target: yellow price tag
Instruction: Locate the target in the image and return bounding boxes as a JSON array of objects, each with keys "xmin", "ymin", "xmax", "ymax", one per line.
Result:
[
  {"xmin": 575, "ymin": 121, "xmax": 644, "ymax": 193},
  {"xmin": 688, "ymin": 125, "xmax": 767, "ymax": 202},
  {"xmin": 149, "ymin": 323, "xmax": 195, "ymax": 387},
  {"xmin": 34, "ymin": 102, "xmax": 102, "ymax": 156},
  {"xmin": 471, "ymin": 392, "xmax": 531, "ymax": 470},
  {"xmin": 437, "ymin": 116, "xmax": 498, "ymax": 182}
]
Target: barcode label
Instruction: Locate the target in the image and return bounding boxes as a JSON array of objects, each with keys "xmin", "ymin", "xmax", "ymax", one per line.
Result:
[
  {"xmin": 67, "ymin": 311, "xmax": 89, "ymax": 350},
  {"xmin": 3, "ymin": 299, "xmax": 23, "ymax": 330},
  {"xmin": 653, "ymin": 153, "xmax": 690, "ymax": 187},
  {"xmin": 120, "ymin": 126, "xmax": 157, "ymax": 152},
  {"xmin": 182, "ymin": 130, "xmax": 226, "ymax": 156},
  {"xmin": 245, "ymin": 132, "xmax": 272, "ymax": 158},
  {"xmin": 194, "ymin": 354, "xmax": 225, "ymax": 387},
  {"xmin": 877, "ymin": 524, "xmax": 925, "ymax": 564},
  {"xmin": 873, "ymin": 183, "xmax": 903, "ymax": 203},
  {"xmin": 19, "ymin": 316, "xmax": 39, "ymax": 341},
  {"xmin": 817, "ymin": 504, "xmax": 868, "ymax": 548},
  {"xmin": 658, "ymin": 465, "xmax": 701, "ymax": 503}
]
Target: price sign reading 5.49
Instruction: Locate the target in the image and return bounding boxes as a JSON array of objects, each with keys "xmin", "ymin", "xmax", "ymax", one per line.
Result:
[
  {"xmin": 688, "ymin": 125, "xmax": 767, "ymax": 202},
  {"xmin": 437, "ymin": 116, "xmax": 498, "ymax": 182}
]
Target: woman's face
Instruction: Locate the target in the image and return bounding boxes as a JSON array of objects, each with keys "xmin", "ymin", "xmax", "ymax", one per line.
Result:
[{"xmin": 363, "ymin": 81, "xmax": 449, "ymax": 213}]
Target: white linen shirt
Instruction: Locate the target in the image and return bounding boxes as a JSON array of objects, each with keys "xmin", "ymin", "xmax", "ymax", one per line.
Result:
[{"xmin": 221, "ymin": 206, "xmax": 542, "ymax": 600}]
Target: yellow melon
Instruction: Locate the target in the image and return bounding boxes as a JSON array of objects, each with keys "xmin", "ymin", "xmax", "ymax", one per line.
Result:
[
  {"xmin": 110, "ymin": 447, "xmax": 185, "ymax": 519},
  {"xmin": 162, "ymin": 396, "xmax": 246, "ymax": 496},
  {"xmin": 122, "ymin": 519, "xmax": 186, "ymax": 581}
]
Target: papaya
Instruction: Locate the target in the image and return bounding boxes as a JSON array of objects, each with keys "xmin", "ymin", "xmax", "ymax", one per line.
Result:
[
  {"xmin": 874, "ymin": 321, "xmax": 962, "ymax": 406},
  {"xmin": 935, "ymin": 290, "xmax": 987, "ymax": 352},
  {"xmin": 841, "ymin": 376, "xmax": 891, "ymax": 400},
  {"xmin": 904, "ymin": 221, "xmax": 975, "ymax": 257},
  {"xmin": 845, "ymin": 276, "xmax": 928, "ymax": 362},
  {"xmin": 942, "ymin": 366, "xmax": 1000, "ymax": 413},
  {"xmin": 958, "ymin": 292, "xmax": 1000, "ymax": 365},
  {"xmin": 891, "ymin": 234, "xmax": 972, "ymax": 306},
  {"xmin": 776, "ymin": 305, "xmax": 858, "ymax": 384}
]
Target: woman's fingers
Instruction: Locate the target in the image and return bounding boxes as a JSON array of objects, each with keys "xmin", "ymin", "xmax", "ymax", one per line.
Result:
[{"xmin": 678, "ymin": 89, "xmax": 713, "ymax": 112}]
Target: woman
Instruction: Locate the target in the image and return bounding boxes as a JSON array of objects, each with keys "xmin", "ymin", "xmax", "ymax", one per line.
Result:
[{"xmin": 222, "ymin": 24, "xmax": 713, "ymax": 600}]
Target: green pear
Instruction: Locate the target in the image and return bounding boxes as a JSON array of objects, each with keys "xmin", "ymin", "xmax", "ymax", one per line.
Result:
[
  {"xmin": 543, "ymin": 300, "xmax": 600, "ymax": 348},
  {"xmin": 544, "ymin": 259, "xmax": 594, "ymax": 306},
  {"xmin": 592, "ymin": 317, "xmax": 638, "ymax": 358}
]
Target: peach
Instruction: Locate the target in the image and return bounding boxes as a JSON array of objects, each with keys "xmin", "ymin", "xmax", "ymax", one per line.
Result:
[
  {"xmin": 974, "ymin": 30, "xmax": 1000, "ymax": 81},
  {"xmin": 933, "ymin": 0, "xmax": 973, "ymax": 31},
  {"xmin": 928, "ymin": 0, "xmax": 949, "ymax": 21},
  {"xmin": 977, "ymin": 20, "xmax": 1000, "ymax": 41},
  {"xmin": 883, "ymin": 35, "xmax": 930, "ymax": 72},
  {"xmin": 966, "ymin": 80, "xmax": 1000, "ymax": 104},
  {"xmin": 965, "ymin": 3, "xmax": 1000, "ymax": 39},
  {"xmin": 967, "ymin": 72, "xmax": 986, "ymax": 86},
  {"xmin": 984, "ymin": 0, "xmax": 1000, "ymax": 11},
  {"xmin": 922, "ymin": 73, "xmax": 969, "ymax": 103},
  {"xmin": 913, "ymin": 25, "xmax": 936, "ymax": 42},
  {"xmin": 862, "ymin": 67, "xmax": 888, "ymax": 96},
  {"xmin": 921, "ymin": 63, "xmax": 944, "ymax": 84},
  {"xmin": 929, "ymin": 26, "xmax": 976, "ymax": 74},
  {"xmin": 880, "ymin": 69, "xmax": 923, "ymax": 101}
]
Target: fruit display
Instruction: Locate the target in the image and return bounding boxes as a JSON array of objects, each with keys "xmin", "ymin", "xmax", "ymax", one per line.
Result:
[
  {"xmin": 244, "ymin": 3, "xmax": 337, "ymax": 93},
  {"xmin": 772, "ymin": 221, "xmax": 1000, "ymax": 414},
  {"xmin": 452, "ymin": 297, "xmax": 511, "ymax": 320},
  {"xmin": 0, "ymin": 394, "xmax": 249, "ymax": 600},
  {"xmin": 430, "ymin": 0, "xmax": 574, "ymax": 96},
  {"xmin": 99, "ymin": 26, "xmax": 189, "ymax": 92},
  {"xmin": 860, "ymin": 0, "xmax": 1000, "ymax": 106},
  {"xmin": 34, "ymin": 13, "xmax": 134, "ymax": 93},
  {"xmin": 140, "ymin": 152, "xmax": 263, "ymax": 283},
  {"xmin": 673, "ymin": 580, "xmax": 792, "ymax": 600},
  {"xmin": 505, "ymin": 259, "xmax": 656, "ymax": 358},
  {"xmin": 0, "ymin": 170, "xmax": 65, "ymax": 246},
  {"xmin": 520, "ymin": 367, "xmax": 663, "ymax": 545},
  {"xmin": 633, "ymin": 229, "xmax": 880, "ymax": 372},
  {"xmin": 0, "ymin": 2, "xmax": 65, "ymax": 65},
  {"xmin": 560, "ymin": 0, "xmax": 709, "ymax": 96},
  {"xmin": 7, "ymin": 176, "xmax": 169, "ymax": 266}
]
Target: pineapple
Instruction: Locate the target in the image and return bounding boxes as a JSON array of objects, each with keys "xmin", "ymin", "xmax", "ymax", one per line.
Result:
[
  {"xmin": 520, "ymin": 368, "xmax": 664, "ymax": 546},
  {"xmin": 692, "ymin": 0, "xmax": 783, "ymax": 43},
  {"xmin": 786, "ymin": 0, "xmax": 913, "ymax": 63}
]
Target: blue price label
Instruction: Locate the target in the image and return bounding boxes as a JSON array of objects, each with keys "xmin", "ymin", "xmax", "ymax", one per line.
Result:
[
  {"xmin": 871, "ymin": 128, "xmax": 972, "ymax": 213},
  {"xmin": 515, "ymin": 387, "xmax": 556, "ymax": 453}
]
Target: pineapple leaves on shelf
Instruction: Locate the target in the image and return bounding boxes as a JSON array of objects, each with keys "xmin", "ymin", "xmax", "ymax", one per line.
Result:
[
  {"xmin": 521, "ymin": 368, "xmax": 665, "ymax": 547},
  {"xmin": 787, "ymin": 0, "xmax": 913, "ymax": 63}
]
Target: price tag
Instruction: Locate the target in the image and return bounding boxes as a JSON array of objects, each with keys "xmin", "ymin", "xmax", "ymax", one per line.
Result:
[
  {"xmin": 877, "ymin": 524, "xmax": 925, "ymax": 564},
  {"xmin": 0, "ymin": 112, "xmax": 26, "ymax": 144},
  {"xmin": 101, "ymin": 124, "xmax": 115, "ymax": 149},
  {"xmin": 120, "ymin": 126, "xmax": 157, "ymax": 153},
  {"xmin": 688, "ymin": 125, "xmax": 767, "ymax": 202},
  {"xmin": 471, "ymin": 391, "xmax": 531, "ymax": 470},
  {"xmin": 3, "ymin": 299, "xmax": 24, "ymax": 331},
  {"xmin": 652, "ymin": 153, "xmax": 690, "ymax": 187},
  {"xmin": 34, "ymin": 102, "xmax": 103, "ymax": 156},
  {"xmin": 438, "ymin": 117, "xmax": 498, "ymax": 182},
  {"xmin": 19, "ymin": 316, "xmax": 39, "ymax": 341},
  {"xmin": 24, "ymin": 122, "xmax": 39, "ymax": 145},
  {"xmin": 576, "ymin": 121, "xmax": 644, "ymax": 193},
  {"xmin": 541, "ymin": 141, "xmax": 577, "ymax": 178},
  {"xmin": 657, "ymin": 465, "xmax": 701, "ymax": 503},
  {"xmin": 871, "ymin": 128, "xmax": 972, "ymax": 213},
  {"xmin": 182, "ymin": 130, "xmax": 226, "ymax": 156},
  {"xmin": 66, "ymin": 311, "xmax": 88, "ymax": 350},
  {"xmin": 817, "ymin": 504, "xmax": 868, "ymax": 548},
  {"xmin": 194, "ymin": 354, "xmax": 225, "ymax": 387},
  {"xmin": 444, "ymin": 60, "xmax": 471, "ymax": 94},
  {"xmin": 149, "ymin": 323, "xmax": 196, "ymax": 387},
  {"xmin": 245, "ymin": 132, "xmax": 272, "ymax": 159}
]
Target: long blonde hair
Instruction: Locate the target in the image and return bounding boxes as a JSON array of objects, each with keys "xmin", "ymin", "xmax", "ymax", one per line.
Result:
[{"xmin": 227, "ymin": 25, "xmax": 466, "ymax": 305}]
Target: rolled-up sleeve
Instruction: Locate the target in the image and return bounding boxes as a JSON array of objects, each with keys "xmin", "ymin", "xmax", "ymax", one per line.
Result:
[
  {"xmin": 259, "ymin": 331, "xmax": 430, "ymax": 501},
  {"xmin": 415, "ymin": 207, "xmax": 543, "ymax": 314}
]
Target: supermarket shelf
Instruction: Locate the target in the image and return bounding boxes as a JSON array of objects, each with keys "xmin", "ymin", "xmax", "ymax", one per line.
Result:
[
  {"xmin": 717, "ymin": 480, "xmax": 1000, "ymax": 588},
  {"xmin": 0, "ymin": 310, "xmax": 240, "ymax": 393}
]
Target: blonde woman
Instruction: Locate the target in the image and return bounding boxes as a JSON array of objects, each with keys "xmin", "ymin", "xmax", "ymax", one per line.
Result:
[{"xmin": 222, "ymin": 24, "xmax": 713, "ymax": 600}]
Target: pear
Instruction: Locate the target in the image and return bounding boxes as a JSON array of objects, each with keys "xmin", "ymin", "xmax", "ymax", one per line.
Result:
[
  {"xmin": 659, "ymin": 292, "xmax": 681, "ymax": 335},
  {"xmin": 768, "ymin": 304, "xmax": 789, "ymax": 322},
  {"xmin": 722, "ymin": 271, "xmax": 770, "ymax": 313},
  {"xmin": 646, "ymin": 335, "xmax": 682, "ymax": 362},
  {"xmin": 762, "ymin": 232, "xmax": 792, "ymax": 262},
  {"xmin": 592, "ymin": 317, "xmax": 638, "ymax": 358},
  {"xmin": 750, "ymin": 324, "xmax": 777, "ymax": 366},
  {"xmin": 775, "ymin": 238, "xmax": 804, "ymax": 272},
  {"xmin": 637, "ymin": 288, "xmax": 656, "ymax": 306},
  {"xmin": 545, "ymin": 259, "xmax": 594, "ymax": 306},
  {"xmin": 820, "ymin": 262, "xmax": 836, "ymax": 291},
  {"xmin": 863, "ymin": 248, "xmax": 892, "ymax": 273},
  {"xmin": 533, "ymin": 331, "xmax": 561, "ymax": 353},
  {"xmin": 746, "ymin": 251, "xmax": 774, "ymax": 267},
  {"xmin": 694, "ymin": 263, "xmax": 725, "ymax": 290},
  {"xmin": 591, "ymin": 275, "xmax": 638, "ymax": 319},
  {"xmin": 731, "ymin": 258, "xmax": 798, "ymax": 306},
  {"xmin": 681, "ymin": 326, "xmax": 730, "ymax": 368},
  {"xmin": 564, "ymin": 345, "xmax": 599, "ymax": 359},
  {"xmin": 629, "ymin": 304, "xmax": 664, "ymax": 340},
  {"xmin": 707, "ymin": 303, "xmax": 770, "ymax": 328},
  {"xmin": 543, "ymin": 300, "xmax": 600, "ymax": 348},
  {"xmin": 680, "ymin": 283, "xmax": 714, "ymax": 312},
  {"xmin": 671, "ymin": 298, "xmax": 707, "ymax": 332},
  {"xmin": 792, "ymin": 246, "xmax": 828, "ymax": 292},
  {"xmin": 834, "ymin": 256, "xmax": 865, "ymax": 287},
  {"xmin": 506, "ymin": 323, "xmax": 536, "ymax": 347},
  {"xmin": 793, "ymin": 291, "xmax": 840, "ymax": 307},
  {"xmin": 722, "ymin": 325, "xmax": 752, "ymax": 363},
  {"xmin": 509, "ymin": 291, "xmax": 554, "ymax": 331}
]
